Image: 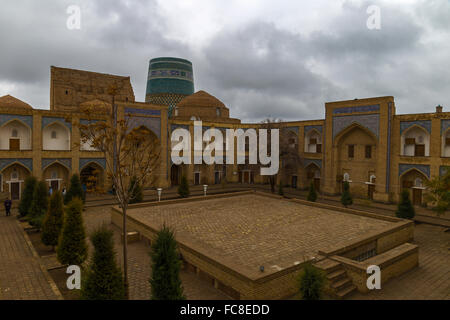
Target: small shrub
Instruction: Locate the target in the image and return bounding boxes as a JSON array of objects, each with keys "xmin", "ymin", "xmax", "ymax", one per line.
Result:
[
  {"xmin": 150, "ymin": 225, "xmax": 185, "ymax": 300},
  {"xmin": 307, "ymin": 182, "xmax": 317, "ymax": 202},
  {"xmin": 178, "ymin": 176, "xmax": 190, "ymax": 198},
  {"xmin": 81, "ymin": 226, "xmax": 125, "ymax": 300},
  {"xmin": 65, "ymin": 174, "xmax": 85, "ymax": 204},
  {"xmin": 41, "ymin": 191, "xmax": 64, "ymax": 249},
  {"xmin": 57, "ymin": 198, "xmax": 88, "ymax": 266},
  {"xmin": 341, "ymin": 181, "xmax": 353, "ymax": 207},
  {"xmin": 298, "ymin": 263, "xmax": 326, "ymax": 300},
  {"xmin": 19, "ymin": 176, "xmax": 37, "ymax": 217},
  {"xmin": 28, "ymin": 180, "xmax": 49, "ymax": 229},
  {"xmin": 396, "ymin": 190, "xmax": 415, "ymax": 219}
]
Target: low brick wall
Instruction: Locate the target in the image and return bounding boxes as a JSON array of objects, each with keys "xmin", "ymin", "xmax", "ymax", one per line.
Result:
[{"xmin": 330, "ymin": 243, "xmax": 419, "ymax": 293}]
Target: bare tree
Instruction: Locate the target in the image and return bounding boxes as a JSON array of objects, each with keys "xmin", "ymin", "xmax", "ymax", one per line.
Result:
[
  {"xmin": 260, "ymin": 118, "xmax": 302, "ymax": 192},
  {"xmin": 78, "ymin": 83, "xmax": 161, "ymax": 299}
]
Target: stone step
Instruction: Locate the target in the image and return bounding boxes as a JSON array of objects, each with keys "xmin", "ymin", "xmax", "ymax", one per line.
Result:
[
  {"xmin": 331, "ymin": 277, "xmax": 352, "ymax": 290},
  {"xmin": 336, "ymin": 284, "xmax": 356, "ymax": 299},
  {"xmin": 327, "ymin": 269, "xmax": 346, "ymax": 281},
  {"xmin": 314, "ymin": 259, "xmax": 341, "ymax": 273}
]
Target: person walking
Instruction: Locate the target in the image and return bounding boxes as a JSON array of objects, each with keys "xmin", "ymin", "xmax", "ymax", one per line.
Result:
[
  {"xmin": 62, "ymin": 186, "xmax": 67, "ymax": 197},
  {"xmin": 4, "ymin": 197, "xmax": 12, "ymax": 217},
  {"xmin": 48, "ymin": 186, "xmax": 53, "ymax": 196}
]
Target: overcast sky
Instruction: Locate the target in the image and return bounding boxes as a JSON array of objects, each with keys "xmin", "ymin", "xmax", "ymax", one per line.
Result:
[{"xmin": 0, "ymin": 0, "xmax": 449, "ymax": 122}]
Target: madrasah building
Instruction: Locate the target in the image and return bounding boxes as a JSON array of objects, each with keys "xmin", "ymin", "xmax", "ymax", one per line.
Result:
[{"xmin": 0, "ymin": 57, "xmax": 449, "ymax": 205}]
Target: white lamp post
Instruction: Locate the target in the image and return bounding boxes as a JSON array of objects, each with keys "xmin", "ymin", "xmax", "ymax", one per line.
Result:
[
  {"xmin": 157, "ymin": 188, "xmax": 162, "ymax": 202},
  {"xmin": 203, "ymin": 184, "xmax": 208, "ymax": 196}
]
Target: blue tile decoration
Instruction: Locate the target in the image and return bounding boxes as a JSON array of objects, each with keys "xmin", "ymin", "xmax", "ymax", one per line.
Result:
[
  {"xmin": 304, "ymin": 125, "xmax": 322, "ymax": 136},
  {"xmin": 0, "ymin": 114, "xmax": 33, "ymax": 128},
  {"xmin": 42, "ymin": 116, "xmax": 72, "ymax": 131},
  {"xmin": 125, "ymin": 115, "xmax": 161, "ymax": 139},
  {"xmin": 441, "ymin": 119, "xmax": 450, "ymax": 135},
  {"xmin": 440, "ymin": 166, "xmax": 449, "ymax": 177},
  {"xmin": 42, "ymin": 158, "xmax": 72, "ymax": 170},
  {"xmin": 400, "ymin": 120, "xmax": 431, "ymax": 134},
  {"xmin": 0, "ymin": 158, "xmax": 33, "ymax": 172},
  {"xmin": 399, "ymin": 164, "xmax": 430, "ymax": 178},
  {"xmin": 124, "ymin": 107, "xmax": 161, "ymax": 116},
  {"xmin": 333, "ymin": 114, "xmax": 379, "ymax": 139},
  {"xmin": 304, "ymin": 159, "xmax": 322, "ymax": 169},
  {"xmin": 286, "ymin": 126, "xmax": 299, "ymax": 135},
  {"xmin": 171, "ymin": 124, "xmax": 190, "ymax": 132},
  {"xmin": 333, "ymin": 104, "xmax": 380, "ymax": 114},
  {"xmin": 79, "ymin": 158, "xmax": 106, "ymax": 170}
]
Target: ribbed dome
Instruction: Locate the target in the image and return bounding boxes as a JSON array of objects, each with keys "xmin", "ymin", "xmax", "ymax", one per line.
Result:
[
  {"xmin": 0, "ymin": 95, "xmax": 33, "ymax": 110},
  {"xmin": 177, "ymin": 90, "xmax": 227, "ymax": 109}
]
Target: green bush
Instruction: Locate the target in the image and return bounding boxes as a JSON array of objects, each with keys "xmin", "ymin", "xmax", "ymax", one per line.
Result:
[
  {"xmin": 340, "ymin": 181, "xmax": 353, "ymax": 207},
  {"xmin": 307, "ymin": 182, "xmax": 317, "ymax": 202},
  {"xmin": 28, "ymin": 181, "xmax": 49, "ymax": 229},
  {"xmin": 65, "ymin": 174, "xmax": 85, "ymax": 204},
  {"xmin": 278, "ymin": 184, "xmax": 284, "ymax": 196},
  {"xmin": 81, "ymin": 226, "xmax": 125, "ymax": 300},
  {"xmin": 298, "ymin": 263, "xmax": 326, "ymax": 300},
  {"xmin": 128, "ymin": 176, "xmax": 143, "ymax": 204},
  {"xmin": 57, "ymin": 198, "xmax": 88, "ymax": 266},
  {"xmin": 19, "ymin": 176, "xmax": 37, "ymax": 217},
  {"xmin": 150, "ymin": 225, "xmax": 185, "ymax": 300},
  {"xmin": 41, "ymin": 191, "xmax": 64, "ymax": 249},
  {"xmin": 396, "ymin": 190, "xmax": 415, "ymax": 219},
  {"xmin": 177, "ymin": 176, "xmax": 190, "ymax": 198}
]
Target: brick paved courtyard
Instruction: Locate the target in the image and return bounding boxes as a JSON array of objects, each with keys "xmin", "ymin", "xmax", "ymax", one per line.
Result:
[
  {"xmin": 125, "ymin": 193, "xmax": 397, "ymax": 279},
  {"xmin": 0, "ymin": 215, "xmax": 61, "ymax": 300}
]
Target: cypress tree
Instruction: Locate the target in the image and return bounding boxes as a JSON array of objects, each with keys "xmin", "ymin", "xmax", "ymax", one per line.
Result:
[
  {"xmin": 341, "ymin": 181, "xmax": 353, "ymax": 207},
  {"xmin": 41, "ymin": 191, "xmax": 64, "ymax": 249},
  {"xmin": 65, "ymin": 174, "xmax": 85, "ymax": 204},
  {"xmin": 278, "ymin": 183, "xmax": 284, "ymax": 196},
  {"xmin": 150, "ymin": 225, "xmax": 185, "ymax": 300},
  {"xmin": 81, "ymin": 226, "xmax": 125, "ymax": 300},
  {"xmin": 28, "ymin": 180, "xmax": 49, "ymax": 229},
  {"xmin": 57, "ymin": 198, "xmax": 88, "ymax": 266},
  {"xmin": 298, "ymin": 263, "xmax": 326, "ymax": 300},
  {"xmin": 177, "ymin": 175, "xmax": 189, "ymax": 198},
  {"xmin": 396, "ymin": 190, "xmax": 415, "ymax": 219},
  {"xmin": 19, "ymin": 176, "xmax": 37, "ymax": 217},
  {"xmin": 128, "ymin": 176, "xmax": 143, "ymax": 204},
  {"xmin": 307, "ymin": 181, "xmax": 317, "ymax": 202}
]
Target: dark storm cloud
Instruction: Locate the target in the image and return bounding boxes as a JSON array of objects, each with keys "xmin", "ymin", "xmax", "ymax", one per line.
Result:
[{"xmin": 0, "ymin": 0, "xmax": 449, "ymax": 120}]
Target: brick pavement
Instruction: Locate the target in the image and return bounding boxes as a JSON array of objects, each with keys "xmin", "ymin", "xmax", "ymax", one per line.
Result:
[
  {"xmin": 350, "ymin": 224, "xmax": 450, "ymax": 300},
  {"xmin": 0, "ymin": 213, "xmax": 61, "ymax": 300}
]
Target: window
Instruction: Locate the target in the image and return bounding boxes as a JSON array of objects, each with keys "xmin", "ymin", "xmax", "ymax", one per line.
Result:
[
  {"xmin": 11, "ymin": 128, "xmax": 18, "ymax": 138},
  {"xmin": 174, "ymin": 107, "xmax": 179, "ymax": 116},
  {"xmin": 405, "ymin": 138, "xmax": 415, "ymax": 145},
  {"xmin": 11, "ymin": 169, "xmax": 18, "ymax": 181},
  {"xmin": 402, "ymin": 180, "xmax": 413, "ymax": 188},
  {"xmin": 316, "ymin": 144, "xmax": 322, "ymax": 153},
  {"xmin": 51, "ymin": 131, "xmax": 57, "ymax": 139},
  {"xmin": 415, "ymin": 178, "xmax": 423, "ymax": 187},
  {"xmin": 365, "ymin": 145, "xmax": 372, "ymax": 159},
  {"xmin": 343, "ymin": 172, "xmax": 350, "ymax": 182},
  {"xmin": 348, "ymin": 145, "xmax": 355, "ymax": 158},
  {"xmin": 415, "ymin": 144, "xmax": 425, "ymax": 157},
  {"xmin": 216, "ymin": 108, "xmax": 221, "ymax": 117},
  {"xmin": 51, "ymin": 170, "xmax": 58, "ymax": 179},
  {"xmin": 446, "ymin": 138, "xmax": 450, "ymax": 146}
]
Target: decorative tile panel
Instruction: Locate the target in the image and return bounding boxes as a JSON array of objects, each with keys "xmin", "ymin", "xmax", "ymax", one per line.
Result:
[
  {"xmin": 0, "ymin": 114, "xmax": 33, "ymax": 128},
  {"xmin": 400, "ymin": 120, "xmax": 431, "ymax": 134},
  {"xmin": 42, "ymin": 158, "xmax": 72, "ymax": 170},
  {"xmin": 399, "ymin": 164, "xmax": 430, "ymax": 178},
  {"xmin": 332, "ymin": 114, "xmax": 379, "ymax": 139},
  {"xmin": 304, "ymin": 159, "xmax": 322, "ymax": 169},
  {"xmin": 79, "ymin": 158, "xmax": 106, "ymax": 170},
  {"xmin": 42, "ymin": 116, "xmax": 72, "ymax": 131},
  {"xmin": 333, "ymin": 104, "xmax": 380, "ymax": 114},
  {"xmin": 0, "ymin": 158, "xmax": 33, "ymax": 172}
]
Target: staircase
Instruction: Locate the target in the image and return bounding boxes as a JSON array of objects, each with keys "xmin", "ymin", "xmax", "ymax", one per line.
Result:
[{"xmin": 314, "ymin": 258, "xmax": 356, "ymax": 299}]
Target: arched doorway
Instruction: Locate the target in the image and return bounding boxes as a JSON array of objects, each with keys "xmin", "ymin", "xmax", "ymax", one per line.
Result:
[
  {"xmin": 400, "ymin": 169, "xmax": 428, "ymax": 206},
  {"xmin": 305, "ymin": 163, "xmax": 321, "ymax": 192},
  {"xmin": 80, "ymin": 162, "xmax": 104, "ymax": 193},
  {"xmin": 1, "ymin": 163, "xmax": 31, "ymax": 200},
  {"xmin": 0, "ymin": 119, "xmax": 32, "ymax": 151},
  {"xmin": 43, "ymin": 162, "xmax": 69, "ymax": 191},
  {"xmin": 42, "ymin": 122, "xmax": 70, "ymax": 151}
]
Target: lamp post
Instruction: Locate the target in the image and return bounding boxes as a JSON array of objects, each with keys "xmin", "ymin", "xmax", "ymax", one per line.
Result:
[
  {"xmin": 157, "ymin": 188, "xmax": 162, "ymax": 202},
  {"xmin": 203, "ymin": 184, "xmax": 208, "ymax": 196}
]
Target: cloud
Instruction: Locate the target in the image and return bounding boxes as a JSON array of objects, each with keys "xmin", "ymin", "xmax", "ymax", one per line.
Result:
[{"xmin": 0, "ymin": 0, "xmax": 448, "ymax": 120}]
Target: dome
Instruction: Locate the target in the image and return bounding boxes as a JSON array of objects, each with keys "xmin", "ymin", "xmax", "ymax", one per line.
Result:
[
  {"xmin": 0, "ymin": 95, "xmax": 33, "ymax": 110},
  {"xmin": 177, "ymin": 90, "xmax": 227, "ymax": 109}
]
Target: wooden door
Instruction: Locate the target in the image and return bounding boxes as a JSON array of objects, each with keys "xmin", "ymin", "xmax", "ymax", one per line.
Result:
[
  {"xmin": 194, "ymin": 172, "xmax": 200, "ymax": 185},
  {"xmin": 244, "ymin": 171, "xmax": 249, "ymax": 184},
  {"xmin": 412, "ymin": 188, "xmax": 422, "ymax": 206},
  {"xmin": 214, "ymin": 172, "xmax": 220, "ymax": 184},
  {"xmin": 368, "ymin": 184, "xmax": 375, "ymax": 200},
  {"xmin": 238, "ymin": 171, "xmax": 242, "ymax": 183},
  {"xmin": 9, "ymin": 139, "xmax": 20, "ymax": 151},
  {"xmin": 291, "ymin": 176, "xmax": 297, "ymax": 189},
  {"xmin": 314, "ymin": 178, "xmax": 320, "ymax": 192},
  {"xmin": 51, "ymin": 180, "xmax": 59, "ymax": 191},
  {"xmin": 10, "ymin": 182, "xmax": 20, "ymax": 200}
]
